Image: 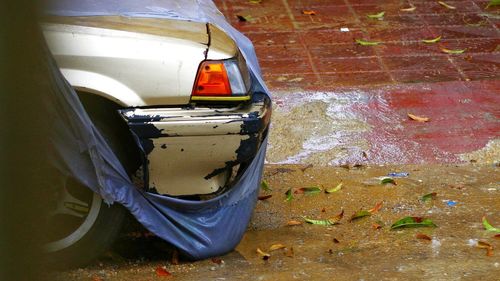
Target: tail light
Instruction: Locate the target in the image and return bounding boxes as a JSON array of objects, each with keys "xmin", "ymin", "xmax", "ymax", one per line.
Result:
[{"xmin": 191, "ymin": 57, "xmax": 250, "ymax": 101}]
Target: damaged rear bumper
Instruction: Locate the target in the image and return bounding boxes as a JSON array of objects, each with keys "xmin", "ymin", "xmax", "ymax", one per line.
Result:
[{"xmin": 120, "ymin": 92, "xmax": 271, "ymax": 196}]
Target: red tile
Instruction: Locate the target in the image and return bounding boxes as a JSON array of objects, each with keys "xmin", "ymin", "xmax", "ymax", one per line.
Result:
[
  {"xmin": 259, "ymin": 58, "xmax": 314, "ymax": 75},
  {"xmin": 382, "ymin": 56, "xmax": 456, "ymax": 71},
  {"xmin": 313, "ymin": 57, "xmax": 383, "ymax": 73},
  {"xmin": 309, "ymin": 44, "xmax": 377, "ymax": 58},
  {"xmin": 429, "ymin": 26, "xmax": 499, "ymax": 39},
  {"xmin": 439, "ymin": 38, "xmax": 500, "ymax": 53},
  {"xmin": 287, "ymin": 0, "xmax": 347, "ymax": 8},
  {"xmin": 319, "ymin": 72, "xmax": 392, "ymax": 87},
  {"xmin": 411, "ymin": 0, "xmax": 481, "ymax": 14},
  {"xmin": 365, "ymin": 27, "xmax": 435, "ymax": 42},
  {"xmin": 245, "ymin": 31, "xmax": 302, "ymax": 46},
  {"xmin": 263, "ymin": 73, "xmax": 320, "ymax": 90},
  {"xmin": 391, "ymin": 69, "xmax": 463, "ymax": 84},
  {"xmin": 377, "ymin": 42, "xmax": 443, "ymax": 57},
  {"xmin": 452, "ymin": 53, "xmax": 500, "ymax": 80},
  {"xmin": 299, "ymin": 29, "xmax": 365, "ymax": 45},
  {"xmin": 254, "ymin": 45, "xmax": 305, "ymax": 60},
  {"xmin": 358, "ymin": 14, "xmax": 427, "ymax": 28}
]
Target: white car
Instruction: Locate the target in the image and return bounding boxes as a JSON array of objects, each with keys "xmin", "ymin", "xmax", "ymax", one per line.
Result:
[{"xmin": 42, "ymin": 10, "xmax": 271, "ymax": 266}]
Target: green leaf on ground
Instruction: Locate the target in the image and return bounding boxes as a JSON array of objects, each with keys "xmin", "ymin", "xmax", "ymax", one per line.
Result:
[
  {"xmin": 285, "ymin": 188, "xmax": 294, "ymax": 202},
  {"xmin": 441, "ymin": 48, "xmax": 466, "ymax": 54},
  {"xmin": 367, "ymin": 11, "xmax": 385, "ymax": 19},
  {"xmin": 355, "ymin": 39, "xmax": 381, "ymax": 46},
  {"xmin": 391, "ymin": 217, "xmax": 437, "ymax": 229},
  {"xmin": 349, "ymin": 210, "xmax": 372, "ymax": 222},
  {"xmin": 380, "ymin": 177, "xmax": 397, "ymax": 185},
  {"xmin": 325, "ymin": 182, "xmax": 343, "ymax": 193},
  {"xmin": 261, "ymin": 180, "xmax": 272, "ymax": 192},
  {"xmin": 421, "ymin": 192, "xmax": 437, "ymax": 202},
  {"xmin": 305, "ymin": 209, "xmax": 344, "ymax": 226},
  {"xmin": 482, "ymin": 216, "xmax": 500, "ymax": 233},
  {"xmin": 249, "ymin": 0, "xmax": 262, "ymax": 3},
  {"xmin": 422, "ymin": 36, "xmax": 442, "ymax": 44},
  {"xmin": 486, "ymin": 0, "xmax": 500, "ymax": 8},
  {"xmin": 295, "ymin": 186, "xmax": 322, "ymax": 195}
]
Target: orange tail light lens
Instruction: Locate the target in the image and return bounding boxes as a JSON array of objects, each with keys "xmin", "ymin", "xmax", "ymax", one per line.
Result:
[{"xmin": 192, "ymin": 61, "xmax": 231, "ymax": 96}]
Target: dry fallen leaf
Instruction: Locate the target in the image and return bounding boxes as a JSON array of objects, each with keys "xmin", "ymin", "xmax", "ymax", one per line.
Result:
[
  {"xmin": 369, "ymin": 201, "xmax": 383, "ymax": 214},
  {"xmin": 211, "ymin": 257, "xmax": 223, "ymax": 264},
  {"xmin": 416, "ymin": 233, "xmax": 432, "ymax": 241},
  {"xmin": 494, "ymin": 234, "xmax": 500, "ymax": 239},
  {"xmin": 438, "ymin": 1, "xmax": 457, "ymax": 9},
  {"xmin": 333, "ymin": 238, "xmax": 340, "ymax": 243},
  {"xmin": 477, "ymin": 241, "xmax": 494, "ymax": 256},
  {"xmin": 257, "ymin": 248, "xmax": 271, "ymax": 260},
  {"xmin": 302, "ymin": 10, "xmax": 317, "ymax": 15},
  {"xmin": 285, "ymin": 247, "xmax": 294, "ymax": 257},
  {"xmin": 258, "ymin": 194, "xmax": 272, "ymax": 200},
  {"xmin": 269, "ymin": 244, "xmax": 287, "ymax": 251},
  {"xmin": 408, "ymin": 113, "xmax": 430, "ymax": 122},
  {"xmin": 286, "ymin": 220, "xmax": 302, "ymax": 226},
  {"xmin": 236, "ymin": 15, "xmax": 252, "ymax": 22},
  {"xmin": 441, "ymin": 48, "xmax": 466, "ymax": 54},
  {"xmin": 372, "ymin": 223, "xmax": 382, "ymax": 230},
  {"xmin": 330, "ymin": 209, "xmax": 345, "ymax": 223},
  {"xmin": 400, "ymin": 6, "xmax": 416, "ymax": 12},
  {"xmin": 156, "ymin": 267, "xmax": 172, "ymax": 277}
]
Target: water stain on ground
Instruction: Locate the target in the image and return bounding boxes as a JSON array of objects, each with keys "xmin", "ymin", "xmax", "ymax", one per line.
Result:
[{"xmin": 52, "ymin": 163, "xmax": 500, "ymax": 281}]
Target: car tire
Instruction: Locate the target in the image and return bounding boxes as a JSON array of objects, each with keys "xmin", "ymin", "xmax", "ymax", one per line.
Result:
[{"xmin": 45, "ymin": 93, "xmax": 140, "ymax": 268}]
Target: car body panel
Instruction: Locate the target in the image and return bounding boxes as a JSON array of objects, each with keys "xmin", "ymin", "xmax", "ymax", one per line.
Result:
[{"xmin": 43, "ymin": 16, "xmax": 270, "ymax": 196}]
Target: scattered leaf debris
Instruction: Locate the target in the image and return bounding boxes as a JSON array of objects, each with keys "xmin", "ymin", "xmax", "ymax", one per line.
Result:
[
  {"xmin": 367, "ymin": 11, "xmax": 385, "ymax": 19},
  {"xmin": 249, "ymin": 0, "xmax": 262, "ymax": 3},
  {"xmin": 295, "ymin": 186, "xmax": 322, "ymax": 195},
  {"xmin": 261, "ymin": 180, "xmax": 272, "ymax": 192},
  {"xmin": 156, "ymin": 266, "xmax": 172, "ymax": 277},
  {"xmin": 477, "ymin": 241, "xmax": 494, "ymax": 256},
  {"xmin": 416, "ymin": 233, "xmax": 432, "ymax": 241},
  {"xmin": 381, "ymin": 177, "xmax": 397, "ymax": 185},
  {"xmin": 355, "ymin": 39, "xmax": 381, "ymax": 46},
  {"xmin": 269, "ymin": 244, "xmax": 286, "ymax": 251},
  {"xmin": 441, "ymin": 48, "xmax": 466, "ymax": 54},
  {"xmin": 391, "ymin": 217, "xmax": 437, "ymax": 229},
  {"xmin": 285, "ymin": 188, "xmax": 294, "ymax": 202},
  {"xmin": 256, "ymin": 248, "xmax": 271, "ymax": 260},
  {"xmin": 287, "ymin": 220, "xmax": 302, "ymax": 226},
  {"xmin": 285, "ymin": 247, "xmax": 294, "ymax": 257},
  {"xmin": 372, "ymin": 223, "xmax": 382, "ymax": 230},
  {"xmin": 369, "ymin": 201, "xmax": 383, "ymax": 213},
  {"xmin": 333, "ymin": 238, "xmax": 340, "ymax": 243},
  {"xmin": 482, "ymin": 216, "xmax": 500, "ymax": 233},
  {"xmin": 422, "ymin": 36, "xmax": 442, "ymax": 44},
  {"xmin": 408, "ymin": 113, "xmax": 430, "ymax": 122},
  {"xmin": 302, "ymin": 10, "xmax": 317, "ymax": 15},
  {"xmin": 325, "ymin": 182, "xmax": 343, "ymax": 193},
  {"xmin": 486, "ymin": 0, "xmax": 500, "ymax": 8},
  {"xmin": 438, "ymin": 1, "xmax": 456, "ymax": 9},
  {"xmin": 258, "ymin": 194, "xmax": 272, "ymax": 201},
  {"xmin": 305, "ymin": 209, "xmax": 344, "ymax": 226},
  {"xmin": 421, "ymin": 192, "xmax": 437, "ymax": 202},
  {"xmin": 400, "ymin": 5, "xmax": 416, "ymax": 12},
  {"xmin": 349, "ymin": 210, "xmax": 372, "ymax": 222}
]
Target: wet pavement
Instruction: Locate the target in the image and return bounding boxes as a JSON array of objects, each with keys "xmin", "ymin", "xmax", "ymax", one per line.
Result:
[
  {"xmin": 53, "ymin": 1, "xmax": 499, "ymax": 280},
  {"xmin": 53, "ymin": 164, "xmax": 500, "ymax": 280}
]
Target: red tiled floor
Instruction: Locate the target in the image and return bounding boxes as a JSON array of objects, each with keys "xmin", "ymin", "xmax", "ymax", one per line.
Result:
[{"xmin": 216, "ymin": 0, "xmax": 499, "ymax": 164}]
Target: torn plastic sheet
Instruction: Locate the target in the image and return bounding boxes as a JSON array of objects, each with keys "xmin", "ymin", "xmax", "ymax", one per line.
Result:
[{"xmin": 43, "ymin": 0, "xmax": 270, "ymax": 259}]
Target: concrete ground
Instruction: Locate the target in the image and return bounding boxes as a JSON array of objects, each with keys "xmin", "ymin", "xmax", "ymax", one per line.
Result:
[{"xmin": 53, "ymin": 0, "xmax": 499, "ymax": 280}]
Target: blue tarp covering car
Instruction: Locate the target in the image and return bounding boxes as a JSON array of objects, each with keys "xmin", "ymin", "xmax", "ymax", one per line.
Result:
[{"xmin": 44, "ymin": 0, "xmax": 270, "ymax": 259}]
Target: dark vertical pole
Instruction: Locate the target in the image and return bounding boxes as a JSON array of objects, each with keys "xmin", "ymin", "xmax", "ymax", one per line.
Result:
[{"xmin": 0, "ymin": 1, "xmax": 52, "ymax": 280}]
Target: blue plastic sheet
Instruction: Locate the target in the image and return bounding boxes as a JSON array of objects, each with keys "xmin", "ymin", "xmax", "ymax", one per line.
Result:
[{"xmin": 44, "ymin": 0, "xmax": 270, "ymax": 259}]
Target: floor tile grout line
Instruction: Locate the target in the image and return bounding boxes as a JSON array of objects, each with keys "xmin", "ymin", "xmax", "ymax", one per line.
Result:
[
  {"xmin": 281, "ymin": 0, "xmax": 323, "ymax": 85},
  {"xmin": 343, "ymin": 0, "xmax": 396, "ymax": 84},
  {"xmin": 409, "ymin": 0, "xmax": 470, "ymax": 82}
]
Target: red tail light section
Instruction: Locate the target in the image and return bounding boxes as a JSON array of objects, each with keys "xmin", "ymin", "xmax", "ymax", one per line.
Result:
[{"xmin": 192, "ymin": 61, "xmax": 231, "ymax": 96}]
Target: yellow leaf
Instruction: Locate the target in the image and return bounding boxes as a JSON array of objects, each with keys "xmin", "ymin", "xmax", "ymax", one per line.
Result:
[
  {"xmin": 256, "ymin": 248, "xmax": 271, "ymax": 260},
  {"xmin": 302, "ymin": 10, "xmax": 316, "ymax": 15},
  {"xmin": 408, "ymin": 113, "xmax": 430, "ymax": 122},
  {"xmin": 422, "ymin": 36, "xmax": 442, "ymax": 44},
  {"xmin": 400, "ymin": 6, "xmax": 416, "ymax": 12},
  {"xmin": 438, "ymin": 1, "xmax": 456, "ymax": 9},
  {"xmin": 441, "ymin": 48, "xmax": 466, "ymax": 54},
  {"xmin": 269, "ymin": 244, "xmax": 286, "ymax": 251}
]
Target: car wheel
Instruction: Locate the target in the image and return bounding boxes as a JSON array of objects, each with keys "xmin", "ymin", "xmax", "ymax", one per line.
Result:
[
  {"xmin": 45, "ymin": 93, "xmax": 140, "ymax": 268},
  {"xmin": 44, "ymin": 176, "xmax": 125, "ymax": 268}
]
